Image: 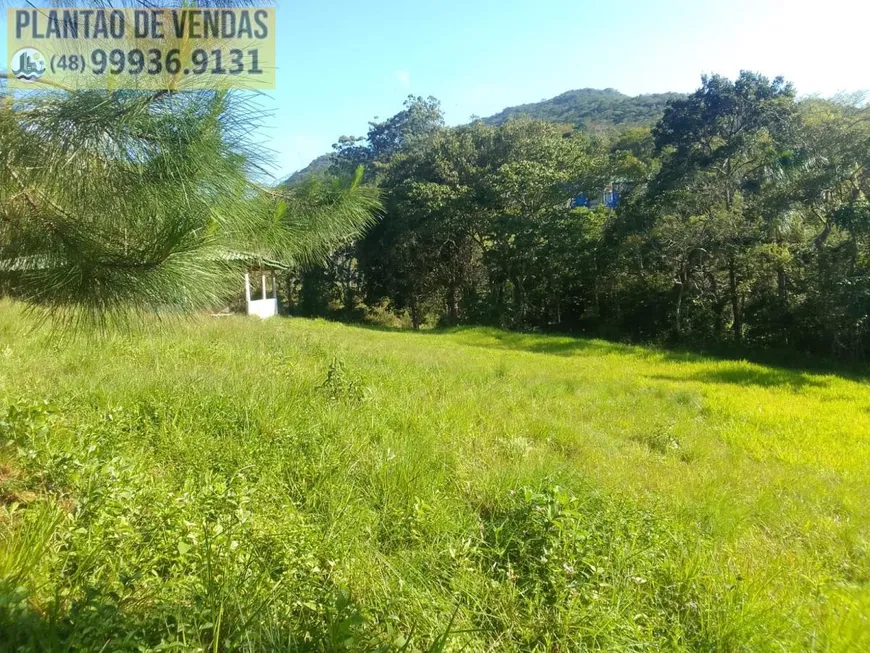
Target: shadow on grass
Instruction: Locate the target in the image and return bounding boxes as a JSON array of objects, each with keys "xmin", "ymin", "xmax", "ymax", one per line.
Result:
[
  {"xmin": 439, "ymin": 327, "xmax": 635, "ymax": 357},
  {"xmin": 0, "ymin": 596, "xmax": 373, "ymax": 653},
  {"xmin": 325, "ymin": 319, "xmax": 870, "ymax": 389},
  {"xmin": 648, "ymin": 367, "xmax": 829, "ymax": 391}
]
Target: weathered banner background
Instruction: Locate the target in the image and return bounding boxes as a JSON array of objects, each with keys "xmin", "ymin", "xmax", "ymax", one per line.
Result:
[{"xmin": 7, "ymin": 7, "xmax": 276, "ymax": 90}]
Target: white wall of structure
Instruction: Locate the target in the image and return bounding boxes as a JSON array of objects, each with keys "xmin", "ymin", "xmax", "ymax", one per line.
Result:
[{"xmin": 244, "ymin": 271, "xmax": 278, "ymax": 319}]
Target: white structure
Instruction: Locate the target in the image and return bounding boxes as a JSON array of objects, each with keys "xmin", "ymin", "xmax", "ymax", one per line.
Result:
[{"xmin": 244, "ymin": 270, "xmax": 278, "ymax": 319}]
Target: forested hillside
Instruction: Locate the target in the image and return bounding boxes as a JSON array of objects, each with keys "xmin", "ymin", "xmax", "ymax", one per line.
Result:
[
  {"xmin": 286, "ymin": 73, "xmax": 870, "ymax": 362},
  {"xmin": 482, "ymin": 87, "xmax": 685, "ymax": 131},
  {"xmin": 279, "ymin": 153, "xmax": 334, "ymax": 187},
  {"xmin": 283, "ymin": 87, "xmax": 681, "ymax": 186}
]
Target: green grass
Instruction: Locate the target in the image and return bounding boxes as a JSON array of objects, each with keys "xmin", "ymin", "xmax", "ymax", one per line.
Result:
[{"xmin": 0, "ymin": 301, "xmax": 868, "ymax": 651}]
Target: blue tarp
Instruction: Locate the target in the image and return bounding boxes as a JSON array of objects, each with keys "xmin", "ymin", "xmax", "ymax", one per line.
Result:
[{"xmin": 570, "ymin": 194, "xmax": 589, "ymax": 208}]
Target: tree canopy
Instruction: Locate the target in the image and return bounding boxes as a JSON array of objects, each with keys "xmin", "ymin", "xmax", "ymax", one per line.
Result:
[{"xmin": 288, "ymin": 76, "xmax": 870, "ymax": 361}]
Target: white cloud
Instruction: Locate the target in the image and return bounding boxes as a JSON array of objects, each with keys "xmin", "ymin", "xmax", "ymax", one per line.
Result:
[{"xmin": 396, "ymin": 70, "xmax": 411, "ymax": 89}]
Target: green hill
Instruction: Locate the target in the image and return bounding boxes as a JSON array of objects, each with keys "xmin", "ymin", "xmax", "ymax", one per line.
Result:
[
  {"xmin": 282, "ymin": 87, "xmax": 684, "ymax": 183},
  {"xmin": 483, "ymin": 87, "xmax": 685, "ymax": 130},
  {"xmin": 278, "ymin": 152, "xmax": 334, "ymax": 187}
]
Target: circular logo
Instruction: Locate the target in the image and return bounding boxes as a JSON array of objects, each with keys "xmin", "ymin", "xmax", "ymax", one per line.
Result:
[{"xmin": 11, "ymin": 47, "xmax": 46, "ymax": 82}]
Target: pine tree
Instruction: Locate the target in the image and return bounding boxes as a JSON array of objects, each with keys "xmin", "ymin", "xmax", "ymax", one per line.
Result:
[{"xmin": 0, "ymin": 3, "xmax": 380, "ymax": 328}]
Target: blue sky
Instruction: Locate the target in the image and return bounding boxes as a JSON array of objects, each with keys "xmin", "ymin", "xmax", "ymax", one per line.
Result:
[{"xmin": 4, "ymin": 0, "xmax": 869, "ymax": 181}]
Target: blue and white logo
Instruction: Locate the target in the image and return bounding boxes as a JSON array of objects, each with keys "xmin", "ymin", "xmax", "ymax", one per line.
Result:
[{"xmin": 11, "ymin": 47, "xmax": 46, "ymax": 82}]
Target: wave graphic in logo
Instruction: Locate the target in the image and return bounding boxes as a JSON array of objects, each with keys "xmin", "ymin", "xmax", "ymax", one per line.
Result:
[{"xmin": 11, "ymin": 48, "xmax": 47, "ymax": 82}]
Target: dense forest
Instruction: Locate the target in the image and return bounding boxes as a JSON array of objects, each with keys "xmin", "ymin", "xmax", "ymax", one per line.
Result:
[{"xmin": 285, "ymin": 72, "xmax": 870, "ymax": 361}]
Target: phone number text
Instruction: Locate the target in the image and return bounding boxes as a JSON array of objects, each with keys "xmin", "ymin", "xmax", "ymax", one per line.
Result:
[{"xmin": 51, "ymin": 48, "xmax": 264, "ymax": 76}]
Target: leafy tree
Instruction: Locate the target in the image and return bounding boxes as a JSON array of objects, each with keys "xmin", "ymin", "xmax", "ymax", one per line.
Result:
[
  {"xmin": 279, "ymin": 96, "xmax": 443, "ymax": 324},
  {"xmin": 786, "ymin": 97, "xmax": 870, "ymax": 356},
  {"xmin": 332, "ymin": 95, "xmax": 444, "ymax": 181},
  {"xmin": 359, "ymin": 118, "xmax": 607, "ymax": 328},
  {"xmin": 649, "ymin": 71, "xmax": 798, "ymax": 343}
]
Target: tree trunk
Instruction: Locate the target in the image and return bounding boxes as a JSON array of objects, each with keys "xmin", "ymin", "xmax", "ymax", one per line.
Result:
[
  {"xmin": 707, "ymin": 270, "xmax": 724, "ymax": 337},
  {"xmin": 513, "ymin": 277, "xmax": 526, "ymax": 326},
  {"xmin": 728, "ymin": 257, "xmax": 742, "ymax": 344},
  {"xmin": 409, "ymin": 299, "xmax": 421, "ymax": 330},
  {"xmin": 777, "ymin": 267, "xmax": 787, "ymax": 306},
  {"xmin": 446, "ymin": 285, "xmax": 458, "ymax": 325},
  {"xmin": 675, "ymin": 276, "xmax": 684, "ymax": 337}
]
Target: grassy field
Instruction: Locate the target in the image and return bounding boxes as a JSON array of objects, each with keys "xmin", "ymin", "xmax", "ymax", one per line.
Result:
[{"xmin": 0, "ymin": 301, "xmax": 868, "ymax": 651}]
